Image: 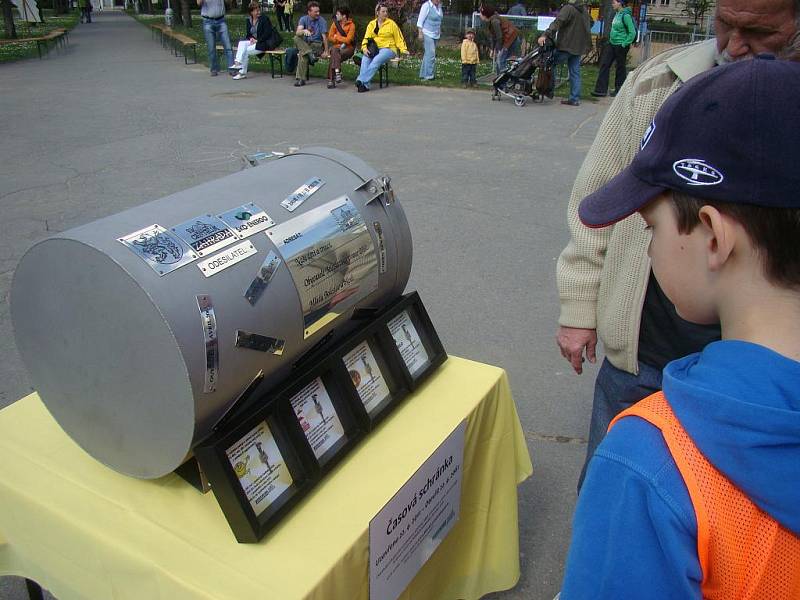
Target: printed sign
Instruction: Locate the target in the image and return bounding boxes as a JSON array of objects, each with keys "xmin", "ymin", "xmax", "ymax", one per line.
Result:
[
  {"xmin": 226, "ymin": 420, "xmax": 293, "ymax": 516},
  {"xmin": 196, "ymin": 295, "xmax": 219, "ymax": 393},
  {"xmin": 118, "ymin": 224, "xmax": 197, "ymax": 276},
  {"xmin": 171, "ymin": 214, "xmax": 238, "ymax": 257},
  {"xmin": 268, "ymin": 197, "xmax": 378, "ymax": 338},
  {"xmin": 218, "ymin": 203, "xmax": 276, "ymax": 238},
  {"xmin": 197, "ymin": 241, "xmax": 258, "ymax": 278},
  {"xmin": 289, "ymin": 377, "xmax": 345, "ymax": 460},
  {"xmin": 373, "ymin": 221, "xmax": 387, "ymax": 274},
  {"xmin": 281, "ymin": 177, "xmax": 325, "ymax": 212},
  {"xmin": 388, "ymin": 311, "xmax": 431, "ymax": 377},
  {"xmin": 343, "ymin": 341, "xmax": 391, "ymax": 414},
  {"xmin": 370, "ymin": 421, "xmax": 465, "ymax": 600}
]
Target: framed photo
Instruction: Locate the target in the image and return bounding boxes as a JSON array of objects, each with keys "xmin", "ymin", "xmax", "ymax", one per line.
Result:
[
  {"xmin": 282, "ymin": 371, "xmax": 362, "ymax": 473},
  {"xmin": 194, "ymin": 403, "xmax": 313, "ymax": 543},
  {"xmin": 340, "ymin": 335, "xmax": 408, "ymax": 430},
  {"xmin": 383, "ymin": 298, "xmax": 446, "ymax": 388}
]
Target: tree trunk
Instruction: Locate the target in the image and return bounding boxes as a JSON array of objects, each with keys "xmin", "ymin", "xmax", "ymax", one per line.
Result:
[
  {"xmin": 180, "ymin": 0, "xmax": 190, "ymax": 26},
  {"xmin": 1, "ymin": 0, "xmax": 17, "ymax": 38},
  {"xmin": 171, "ymin": 0, "xmax": 183, "ymax": 25}
]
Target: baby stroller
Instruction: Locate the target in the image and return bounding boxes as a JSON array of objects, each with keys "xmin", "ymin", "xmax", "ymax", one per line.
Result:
[{"xmin": 491, "ymin": 42, "xmax": 556, "ymax": 107}]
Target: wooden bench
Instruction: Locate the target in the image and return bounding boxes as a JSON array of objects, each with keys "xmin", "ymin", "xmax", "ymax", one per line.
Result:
[
  {"xmin": 168, "ymin": 31, "xmax": 198, "ymax": 64},
  {"xmin": 149, "ymin": 22, "xmax": 171, "ymax": 48},
  {"xmin": 217, "ymin": 45, "xmax": 286, "ymax": 78},
  {"xmin": 0, "ymin": 28, "xmax": 68, "ymax": 59}
]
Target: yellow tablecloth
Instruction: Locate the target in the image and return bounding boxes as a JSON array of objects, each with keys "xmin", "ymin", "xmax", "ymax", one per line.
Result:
[{"xmin": 0, "ymin": 356, "xmax": 532, "ymax": 600}]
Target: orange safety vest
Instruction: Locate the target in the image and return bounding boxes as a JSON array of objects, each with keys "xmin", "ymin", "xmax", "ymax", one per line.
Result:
[{"xmin": 609, "ymin": 392, "xmax": 800, "ymax": 599}]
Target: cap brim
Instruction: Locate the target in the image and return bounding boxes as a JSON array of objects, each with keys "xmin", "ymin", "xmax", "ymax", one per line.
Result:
[{"xmin": 578, "ymin": 168, "xmax": 666, "ymax": 228}]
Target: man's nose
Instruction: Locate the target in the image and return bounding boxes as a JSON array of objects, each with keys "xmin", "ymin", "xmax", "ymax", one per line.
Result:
[{"xmin": 726, "ymin": 30, "xmax": 751, "ymax": 59}]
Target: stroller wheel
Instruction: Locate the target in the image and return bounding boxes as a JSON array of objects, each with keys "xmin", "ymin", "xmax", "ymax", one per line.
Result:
[{"xmin": 514, "ymin": 96, "xmax": 527, "ymax": 107}]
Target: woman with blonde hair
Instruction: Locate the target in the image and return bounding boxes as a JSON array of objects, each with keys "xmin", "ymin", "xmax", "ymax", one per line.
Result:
[{"xmin": 355, "ymin": 3, "xmax": 408, "ymax": 92}]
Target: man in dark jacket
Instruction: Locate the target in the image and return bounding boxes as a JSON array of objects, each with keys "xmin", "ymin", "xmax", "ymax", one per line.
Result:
[{"xmin": 537, "ymin": 0, "xmax": 592, "ymax": 105}]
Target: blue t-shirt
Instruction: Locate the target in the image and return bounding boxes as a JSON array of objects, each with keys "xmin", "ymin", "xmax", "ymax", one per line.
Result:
[{"xmin": 298, "ymin": 14, "xmax": 327, "ymax": 43}]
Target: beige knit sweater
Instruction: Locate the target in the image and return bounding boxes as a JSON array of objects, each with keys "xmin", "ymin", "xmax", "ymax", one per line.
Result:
[{"xmin": 556, "ymin": 40, "xmax": 717, "ymax": 374}]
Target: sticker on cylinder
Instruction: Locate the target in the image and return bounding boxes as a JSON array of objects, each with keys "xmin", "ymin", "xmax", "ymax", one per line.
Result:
[
  {"xmin": 218, "ymin": 203, "xmax": 275, "ymax": 238},
  {"xmin": 373, "ymin": 221, "xmax": 387, "ymax": 274},
  {"xmin": 197, "ymin": 295, "xmax": 219, "ymax": 393},
  {"xmin": 280, "ymin": 177, "xmax": 325, "ymax": 212},
  {"xmin": 244, "ymin": 251, "xmax": 282, "ymax": 305},
  {"xmin": 197, "ymin": 241, "xmax": 258, "ymax": 278},
  {"xmin": 171, "ymin": 214, "xmax": 238, "ymax": 257},
  {"xmin": 235, "ymin": 330, "xmax": 285, "ymax": 355},
  {"xmin": 268, "ymin": 196, "xmax": 378, "ymax": 339},
  {"xmin": 118, "ymin": 224, "xmax": 197, "ymax": 276}
]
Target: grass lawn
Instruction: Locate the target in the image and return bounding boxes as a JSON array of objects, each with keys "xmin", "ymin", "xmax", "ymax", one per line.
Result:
[
  {"xmin": 0, "ymin": 9, "xmax": 80, "ymax": 63},
  {"xmin": 134, "ymin": 12, "xmax": 601, "ymax": 99}
]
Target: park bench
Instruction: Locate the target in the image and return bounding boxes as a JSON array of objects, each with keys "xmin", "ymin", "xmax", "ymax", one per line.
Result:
[
  {"xmin": 0, "ymin": 28, "xmax": 68, "ymax": 59},
  {"xmin": 216, "ymin": 44, "xmax": 285, "ymax": 78},
  {"xmin": 168, "ymin": 31, "xmax": 198, "ymax": 64},
  {"xmin": 149, "ymin": 22, "xmax": 171, "ymax": 48}
]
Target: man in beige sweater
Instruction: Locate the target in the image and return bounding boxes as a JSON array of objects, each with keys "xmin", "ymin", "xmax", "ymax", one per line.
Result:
[{"xmin": 555, "ymin": 0, "xmax": 800, "ymax": 486}]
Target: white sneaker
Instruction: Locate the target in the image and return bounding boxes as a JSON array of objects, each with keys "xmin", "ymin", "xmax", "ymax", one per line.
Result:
[{"xmin": 233, "ymin": 73, "xmax": 247, "ymax": 80}]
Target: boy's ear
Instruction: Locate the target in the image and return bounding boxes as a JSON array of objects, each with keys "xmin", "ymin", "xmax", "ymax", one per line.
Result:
[{"xmin": 698, "ymin": 205, "xmax": 734, "ymax": 272}]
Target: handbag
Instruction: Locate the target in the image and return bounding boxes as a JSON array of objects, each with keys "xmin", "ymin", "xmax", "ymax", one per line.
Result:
[{"xmin": 366, "ymin": 37, "xmax": 379, "ymax": 58}]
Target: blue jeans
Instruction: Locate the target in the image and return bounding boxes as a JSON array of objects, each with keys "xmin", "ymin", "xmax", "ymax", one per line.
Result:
[
  {"xmin": 419, "ymin": 35, "xmax": 437, "ymax": 79},
  {"xmin": 577, "ymin": 358, "xmax": 663, "ymax": 490},
  {"xmin": 202, "ymin": 17, "xmax": 233, "ymax": 73},
  {"xmin": 554, "ymin": 50, "xmax": 582, "ymax": 103},
  {"xmin": 494, "ymin": 38, "xmax": 521, "ymax": 74},
  {"xmin": 357, "ymin": 47, "xmax": 395, "ymax": 89}
]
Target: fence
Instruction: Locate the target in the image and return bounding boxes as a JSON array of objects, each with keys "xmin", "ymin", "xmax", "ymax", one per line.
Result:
[{"xmin": 638, "ymin": 28, "xmax": 714, "ymax": 63}]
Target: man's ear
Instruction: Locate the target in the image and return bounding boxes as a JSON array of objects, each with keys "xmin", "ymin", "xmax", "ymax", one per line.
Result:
[{"xmin": 698, "ymin": 205, "xmax": 734, "ymax": 272}]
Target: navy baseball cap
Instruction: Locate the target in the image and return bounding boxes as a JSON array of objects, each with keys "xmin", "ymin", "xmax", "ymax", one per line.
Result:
[{"xmin": 578, "ymin": 56, "xmax": 800, "ymax": 228}]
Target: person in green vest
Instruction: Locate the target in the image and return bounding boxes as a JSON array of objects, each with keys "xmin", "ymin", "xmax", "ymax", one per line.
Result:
[{"xmin": 591, "ymin": 0, "xmax": 636, "ymax": 97}]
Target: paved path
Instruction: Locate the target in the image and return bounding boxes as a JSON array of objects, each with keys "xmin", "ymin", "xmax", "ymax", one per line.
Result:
[{"xmin": 0, "ymin": 11, "xmax": 609, "ymax": 599}]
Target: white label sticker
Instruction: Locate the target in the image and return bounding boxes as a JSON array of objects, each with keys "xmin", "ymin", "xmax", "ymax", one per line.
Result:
[
  {"xmin": 197, "ymin": 241, "xmax": 258, "ymax": 278},
  {"xmin": 281, "ymin": 177, "xmax": 325, "ymax": 212}
]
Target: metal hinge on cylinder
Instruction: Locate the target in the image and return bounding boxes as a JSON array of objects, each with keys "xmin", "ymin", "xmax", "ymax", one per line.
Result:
[{"xmin": 358, "ymin": 175, "xmax": 395, "ymax": 206}]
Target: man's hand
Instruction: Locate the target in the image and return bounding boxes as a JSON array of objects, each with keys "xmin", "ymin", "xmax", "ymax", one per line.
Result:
[
  {"xmin": 556, "ymin": 326, "xmax": 597, "ymax": 375},
  {"xmin": 321, "ymin": 50, "xmax": 329, "ymax": 58},
  {"xmin": 537, "ymin": 35, "xmax": 546, "ymax": 46}
]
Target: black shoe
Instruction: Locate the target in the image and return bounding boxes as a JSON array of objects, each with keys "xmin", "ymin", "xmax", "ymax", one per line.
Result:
[
  {"xmin": 294, "ymin": 79, "xmax": 305, "ymax": 87},
  {"xmin": 356, "ymin": 80, "xmax": 365, "ymax": 92},
  {"xmin": 211, "ymin": 71, "xmax": 219, "ymax": 77},
  {"xmin": 327, "ymin": 81, "xmax": 335, "ymax": 89},
  {"xmin": 561, "ymin": 99, "xmax": 580, "ymax": 106},
  {"xmin": 590, "ymin": 91, "xmax": 607, "ymax": 97}
]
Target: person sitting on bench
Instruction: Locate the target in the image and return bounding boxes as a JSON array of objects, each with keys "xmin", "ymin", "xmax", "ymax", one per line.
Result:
[
  {"xmin": 293, "ymin": 0, "xmax": 328, "ymax": 87},
  {"xmin": 231, "ymin": 1, "xmax": 281, "ymax": 80},
  {"xmin": 355, "ymin": 3, "xmax": 407, "ymax": 93},
  {"xmin": 326, "ymin": 5, "xmax": 355, "ymax": 88}
]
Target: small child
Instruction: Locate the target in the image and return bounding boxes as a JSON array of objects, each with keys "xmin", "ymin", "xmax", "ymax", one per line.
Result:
[
  {"xmin": 561, "ymin": 56, "xmax": 800, "ymax": 598},
  {"xmin": 460, "ymin": 28, "xmax": 479, "ymax": 87}
]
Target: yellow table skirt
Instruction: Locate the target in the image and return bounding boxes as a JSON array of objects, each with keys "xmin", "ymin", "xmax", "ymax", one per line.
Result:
[{"xmin": 0, "ymin": 356, "xmax": 533, "ymax": 600}]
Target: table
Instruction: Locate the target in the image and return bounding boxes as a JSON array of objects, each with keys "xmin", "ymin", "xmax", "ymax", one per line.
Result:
[{"xmin": 0, "ymin": 356, "xmax": 532, "ymax": 600}]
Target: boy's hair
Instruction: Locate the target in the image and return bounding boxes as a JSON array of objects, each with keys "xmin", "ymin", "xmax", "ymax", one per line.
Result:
[
  {"xmin": 337, "ymin": 5, "xmax": 350, "ymax": 16},
  {"xmin": 671, "ymin": 191, "xmax": 800, "ymax": 289}
]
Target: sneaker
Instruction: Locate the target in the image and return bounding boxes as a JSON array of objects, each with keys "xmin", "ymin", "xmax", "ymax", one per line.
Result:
[
  {"xmin": 293, "ymin": 79, "xmax": 305, "ymax": 87},
  {"xmin": 229, "ymin": 62, "xmax": 242, "ymax": 71},
  {"xmin": 211, "ymin": 70, "xmax": 219, "ymax": 77},
  {"xmin": 327, "ymin": 81, "xmax": 335, "ymax": 89},
  {"xmin": 561, "ymin": 99, "xmax": 580, "ymax": 106},
  {"xmin": 233, "ymin": 73, "xmax": 247, "ymax": 80},
  {"xmin": 334, "ymin": 70, "xmax": 342, "ymax": 83},
  {"xmin": 590, "ymin": 91, "xmax": 607, "ymax": 97}
]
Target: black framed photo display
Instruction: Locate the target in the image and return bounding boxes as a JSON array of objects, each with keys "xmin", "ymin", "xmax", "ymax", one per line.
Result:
[
  {"xmin": 194, "ymin": 404, "xmax": 313, "ymax": 543},
  {"xmin": 384, "ymin": 298, "xmax": 446, "ymax": 388},
  {"xmin": 191, "ymin": 291, "xmax": 446, "ymax": 543},
  {"xmin": 282, "ymin": 371, "xmax": 362, "ymax": 473},
  {"xmin": 339, "ymin": 334, "xmax": 407, "ymax": 430}
]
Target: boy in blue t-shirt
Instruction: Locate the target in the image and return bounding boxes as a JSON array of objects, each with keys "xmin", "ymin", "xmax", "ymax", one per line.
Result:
[{"xmin": 561, "ymin": 56, "xmax": 800, "ymax": 598}]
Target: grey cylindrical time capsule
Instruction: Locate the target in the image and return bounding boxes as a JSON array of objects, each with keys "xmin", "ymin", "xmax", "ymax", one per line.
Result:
[{"xmin": 11, "ymin": 147, "xmax": 412, "ymax": 479}]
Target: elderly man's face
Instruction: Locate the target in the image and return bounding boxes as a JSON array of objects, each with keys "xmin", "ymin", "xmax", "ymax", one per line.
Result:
[{"xmin": 715, "ymin": 0, "xmax": 797, "ymax": 61}]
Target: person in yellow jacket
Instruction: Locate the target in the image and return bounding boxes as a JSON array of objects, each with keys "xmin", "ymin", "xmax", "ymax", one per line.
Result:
[
  {"xmin": 355, "ymin": 3, "xmax": 408, "ymax": 92},
  {"xmin": 460, "ymin": 28, "xmax": 479, "ymax": 87}
]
